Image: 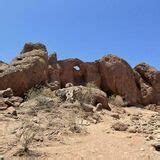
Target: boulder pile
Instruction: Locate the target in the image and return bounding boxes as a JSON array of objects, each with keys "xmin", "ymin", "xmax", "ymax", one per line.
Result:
[{"xmin": 0, "ymin": 42, "xmax": 160, "ymax": 107}]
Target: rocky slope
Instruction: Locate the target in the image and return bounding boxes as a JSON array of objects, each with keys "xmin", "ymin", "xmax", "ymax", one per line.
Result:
[
  {"xmin": 0, "ymin": 42, "xmax": 160, "ymax": 159},
  {"xmin": 0, "ymin": 42, "xmax": 160, "ymax": 106}
]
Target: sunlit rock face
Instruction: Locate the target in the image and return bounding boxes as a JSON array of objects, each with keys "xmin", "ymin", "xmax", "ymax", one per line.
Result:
[
  {"xmin": 0, "ymin": 42, "xmax": 160, "ymax": 106},
  {"xmin": 99, "ymin": 54, "xmax": 140, "ymax": 105},
  {"xmin": 134, "ymin": 63, "xmax": 160, "ymax": 105},
  {"xmin": 0, "ymin": 43, "xmax": 48, "ymax": 96},
  {"xmin": 57, "ymin": 58, "xmax": 101, "ymax": 88}
]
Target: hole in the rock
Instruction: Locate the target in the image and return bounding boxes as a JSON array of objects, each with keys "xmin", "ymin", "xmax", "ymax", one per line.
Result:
[{"xmin": 73, "ymin": 65, "xmax": 80, "ymax": 71}]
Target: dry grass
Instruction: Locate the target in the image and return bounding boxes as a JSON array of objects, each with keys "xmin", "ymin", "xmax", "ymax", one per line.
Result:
[
  {"xmin": 24, "ymin": 85, "xmax": 56, "ymax": 101},
  {"xmin": 14, "ymin": 119, "xmax": 42, "ymax": 157},
  {"xmin": 108, "ymin": 94, "xmax": 116, "ymax": 104}
]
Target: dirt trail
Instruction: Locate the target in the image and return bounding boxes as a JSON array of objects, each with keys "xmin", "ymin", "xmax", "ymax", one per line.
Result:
[
  {"xmin": 2, "ymin": 107, "xmax": 160, "ymax": 160},
  {"xmin": 35, "ymin": 108, "xmax": 160, "ymax": 160}
]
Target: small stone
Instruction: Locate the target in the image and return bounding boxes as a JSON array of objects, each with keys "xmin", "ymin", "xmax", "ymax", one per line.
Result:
[
  {"xmin": 154, "ymin": 129, "xmax": 160, "ymax": 135},
  {"xmin": 4, "ymin": 99, "xmax": 15, "ymax": 107},
  {"xmin": 110, "ymin": 113, "xmax": 120, "ymax": 119},
  {"xmin": 0, "ymin": 99, "xmax": 8, "ymax": 110},
  {"xmin": 10, "ymin": 96, "xmax": 23, "ymax": 103},
  {"xmin": 156, "ymin": 122, "xmax": 160, "ymax": 127},
  {"xmin": 82, "ymin": 103, "xmax": 94, "ymax": 112},
  {"xmin": 155, "ymin": 135, "xmax": 160, "ymax": 140},
  {"xmin": 128, "ymin": 126, "xmax": 137, "ymax": 133},
  {"xmin": 82, "ymin": 120, "xmax": 90, "ymax": 126},
  {"xmin": 140, "ymin": 148, "xmax": 145, "ymax": 151},
  {"xmin": 14, "ymin": 102, "xmax": 21, "ymax": 107},
  {"xmin": 65, "ymin": 83, "xmax": 73, "ymax": 88},
  {"xmin": 7, "ymin": 107, "xmax": 17, "ymax": 116},
  {"xmin": 95, "ymin": 103, "xmax": 103, "ymax": 111},
  {"xmin": 106, "ymin": 130, "xmax": 110, "ymax": 134},
  {"xmin": 34, "ymin": 135, "xmax": 43, "ymax": 142},
  {"xmin": 130, "ymin": 114, "xmax": 140, "ymax": 121},
  {"xmin": 113, "ymin": 95, "xmax": 125, "ymax": 106},
  {"xmin": 0, "ymin": 88, "xmax": 13, "ymax": 98},
  {"xmin": 126, "ymin": 135, "xmax": 132, "ymax": 138},
  {"xmin": 111, "ymin": 121, "xmax": 128, "ymax": 131},
  {"xmin": 142, "ymin": 122, "xmax": 148, "ymax": 126},
  {"xmin": 152, "ymin": 142, "xmax": 160, "ymax": 151},
  {"xmin": 32, "ymin": 117, "xmax": 38, "ymax": 123},
  {"xmin": 145, "ymin": 135, "xmax": 154, "ymax": 141}
]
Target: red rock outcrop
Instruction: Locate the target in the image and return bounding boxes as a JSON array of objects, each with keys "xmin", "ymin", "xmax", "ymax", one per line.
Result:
[
  {"xmin": 134, "ymin": 63, "xmax": 160, "ymax": 105},
  {"xmin": 99, "ymin": 54, "xmax": 139, "ymax": 105},
  {"xmin": 0, "ymin": 43, "xmax": 160, "ymax": 106},
  {"xmin": 0, "ymin": 43, "xmax": 48, "ymax": 96},
  {"xmin": 48, "ymin": 53, "xmax": 61, "ymax": 83},
  {"xmin": 58, "ymin": 59, "xmax": 101, "ymax": 88}
]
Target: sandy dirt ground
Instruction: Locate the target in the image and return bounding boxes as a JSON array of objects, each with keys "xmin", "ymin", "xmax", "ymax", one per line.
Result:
[
  {"xmin": 1, "ymin": 107, "xmax": 160, "ymax": 160},
  {"xmin": 35, "ymin": 112, "xmax": 160, "ymax": 160},
  {"xmin": 0, "ymin": 108, "xmax": 160, "ymax": 160}
]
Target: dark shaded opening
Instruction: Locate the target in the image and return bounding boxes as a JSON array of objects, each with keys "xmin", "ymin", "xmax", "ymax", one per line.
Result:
[
  {"xmin": 107, "ymin": 90, "xmax": 114, "ymax": 97},
  {"xmin": 154, "ymin": 145, "xmax": 160, "ymax": 152},
  {"xmin": 16, "ymin": 57, "xmax": 23, "ymax": 61}
]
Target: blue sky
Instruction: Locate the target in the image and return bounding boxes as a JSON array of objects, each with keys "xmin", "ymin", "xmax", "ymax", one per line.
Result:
[{"xmin": 0, "ymin": 0, "xmax": 160, "ymax": 69}]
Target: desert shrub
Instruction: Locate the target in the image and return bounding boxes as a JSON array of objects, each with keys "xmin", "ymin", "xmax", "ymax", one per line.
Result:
[
  {"xmin": 27, "ymin": 96, "xmax": 55, "ymax": 113},
  {"xmin": 86, "ymin": 82, "xmax": 99, "ymax": 89},
  {"xmin": 74, "ymin": 86, "xmax": 94, "ymax": 105},
  {"xmin": 41, "ymin": 88, "xmax": 56, "ymax": 99},
  {"xmin": 108, "ymin": 94, "xmax": 116, "ymax": 104},
  {"xmin": 68, "ymin": 114, "xmax": 86, "ymax": 134},
  {"xmin": 69, "ymin": 122, "xmax": 83, "ymax": 133},
  {"xmin": 24, "ymin": 85, "xmax": 45, "ymax": 101},
  {"xmin": 15, "ymin": 119, "xmax": 42, "ymax": 156},
  {"xmin": 24, "ymin": 84, "xmax": 56, "ymax": 101}
]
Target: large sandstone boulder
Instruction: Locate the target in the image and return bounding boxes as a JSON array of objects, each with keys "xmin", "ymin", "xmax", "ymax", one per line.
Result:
[
  {"xmin": 99, "ymin": 54, "xmax": 139, "ymax": 105},
  {"xmin": 134, "ymin": 63, "xmax": 160, "ymax": 105},
  {"xmin": 55, "ymin": 86, "xmax": 110, "ymax": 110},
  {"xmin": 0, "ymin": 43, "xmax": 48, "ymax": 96}
]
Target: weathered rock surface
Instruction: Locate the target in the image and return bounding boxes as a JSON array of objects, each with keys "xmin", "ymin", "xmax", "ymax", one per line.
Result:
[
  {"xmin": 0, "ymin": 88, "xmax": 23, "ymax": 110},
  {"xmin": 0, "ymin": 43, "xmax": 48, "ymax": 96},
  {"xmin": 99, "ymin": 54, "xmax": 139, "ymax": 105},
  {"xmin": 55, "ymin": 86, "xmax": 110, "ymax": 110},
  {"xmin": 0, "ymin": 43, "xmax": 160, "ymax": 106},
  {"xmin": 0, "ymin": 88, "xmax": 13, "ymax": 98},
  {"xmin": 134, "ymin": 63, "xmax": 160, "ymax": 105},
  {"xmin": 58, "ymin": 59, "xmax": 101, "ymax": 88},
  {"xmin": 47, "ymin": 53, "xmax": 61, "ymax": 83}
]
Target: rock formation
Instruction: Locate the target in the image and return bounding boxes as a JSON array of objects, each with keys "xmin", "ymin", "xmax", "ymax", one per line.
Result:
[
  {"xmin": 134, "ymin": 63, "xmax": 160, "ymax": 105},
  {"xmin": 0, "ymin": 43, "xmax": 48, "ymax": 96},
  {"xmin": 0, "ymin": 42, "xmax": 159, "ymax": 106},
  {"xmin": 57, "ymin": 59, "xmax": 101, "ymax": 88},
  {"xmin": 99, "ymin": 54, "xmax": 140, "ymax": 105}
]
